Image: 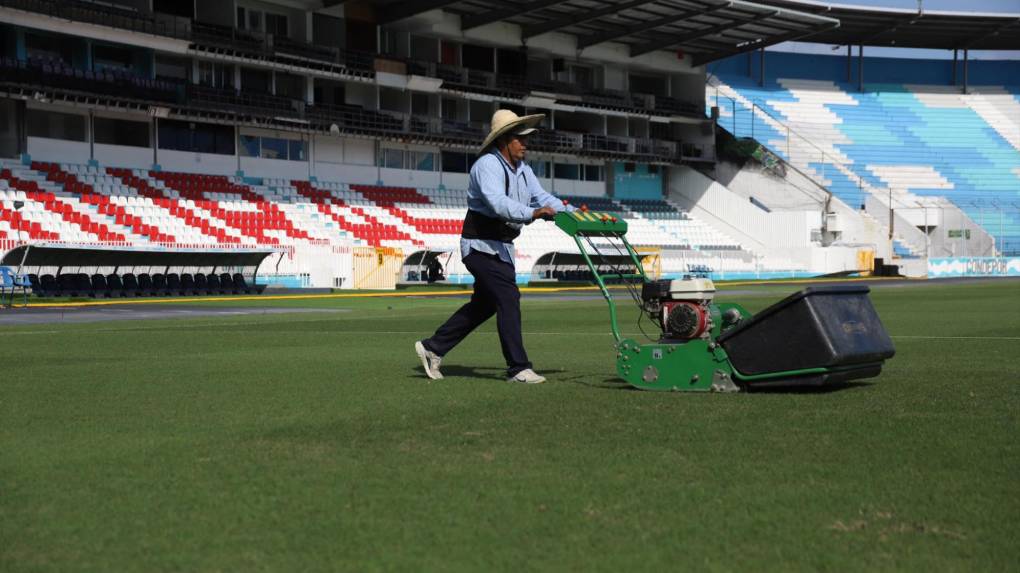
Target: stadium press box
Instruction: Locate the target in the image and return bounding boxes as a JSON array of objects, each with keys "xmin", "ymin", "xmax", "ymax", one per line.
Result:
[{"xmin": 554, "ymin": 210, "xmax": 628, "ymax": 237}]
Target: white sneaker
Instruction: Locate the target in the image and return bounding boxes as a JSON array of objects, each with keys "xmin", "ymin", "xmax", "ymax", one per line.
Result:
[
  {"xmin": 508, "ymin": 369, "xmax": 546, "ymax": 384},
  {"xmin": 415, "ymin": 341, "xmax": 443, "ymax": 380}
]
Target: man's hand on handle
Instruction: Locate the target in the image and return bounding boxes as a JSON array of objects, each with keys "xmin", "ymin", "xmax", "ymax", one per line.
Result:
[{"xmin": 532, "ymin": 206, "xmax": 557, "ymax": 221}]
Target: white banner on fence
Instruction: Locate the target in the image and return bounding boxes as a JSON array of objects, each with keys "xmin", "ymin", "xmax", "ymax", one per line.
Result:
[{"xmin": 928, "ymin": 257, "xmax": 1020, "ymax": 278}]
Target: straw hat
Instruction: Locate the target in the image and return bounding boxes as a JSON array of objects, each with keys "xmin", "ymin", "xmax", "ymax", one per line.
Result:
[{"xmin": 479, "ymin": 109, "xmax": 545, "ymax": 152}]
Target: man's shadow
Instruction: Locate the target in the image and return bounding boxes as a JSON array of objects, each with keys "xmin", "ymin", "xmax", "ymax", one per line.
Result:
[
  {"xmin": 412, "ymin": 364, "xmax": 506, "ymax": 381},
  {"xmin": 412, "ymin": 366, "xmax": 873, "ymax": 393},
  {"xmin": 411, "ymin": 364, "xmax": 577, "ymax": 382}
]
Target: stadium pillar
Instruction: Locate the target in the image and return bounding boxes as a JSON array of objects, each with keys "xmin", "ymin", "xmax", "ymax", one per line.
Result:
[
  {"xmin": 759, "ymin": 48, "xmax": 765, "ymax": 87},
  {"xmin": 846, "ymin": 45, "xmax": 852, "ymax": 83},
  {"xmin": 88, "ymin": 110, "xmax": 94, "ymax": 162},
  {"xmin": 963, "ymin": 49, "xmax": 969, "ymax": 94},
  {"xmin": 922, "ymin": 203, "xmax": 929, "ymax": 261},
  {"xmin": 999, "ymin": 206, "xmax": 1004, "ymax": 255},
  {"xmin": 152, "ymin": 118, "xmax": 158, "ymax": 167},
  {"xmin": 857, "ymin": 45, "xmax": 864, "ymax": 92},
  {"xmin": 235, "ymin": 125, "xmax": 241, "ymax": 173},
  {"xmin": 14, "ymin": 28, "xmax": 26, "ymax": 60},
  {"xmin": 952, "ymin": 49, "xmax": 958, "ymax": 86},
  {"xmin": 307, "ymin": 130, "xmax": 313, "ymax": 180},
  {"xmin": 888, "ymin": 185, "xmax": 894, "ymax": 249}
]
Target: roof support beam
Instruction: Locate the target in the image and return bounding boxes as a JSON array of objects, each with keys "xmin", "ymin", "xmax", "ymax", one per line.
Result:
[
  {"xmin": 378, "ymin": 0, "xmax": 463, "ymax": 24},
  {"xmin": 856, "ymin": 14, "xmax": 923, "ymax": 45},
  {"xmin": 521, "ymin": 0, "xmax": 658, "ymax": 39},
  {"xmin": 461, "ymin": 0, "xmax": 562, "ymax": 31},
  {"xmin": 957, "ymin": 17, "xmax": 1020, "ymax": 49},
  {"xmin": 630, "ymin": 10, "xmax": 779, "ymax": 57},
  {"xmin": 693, "ymin": 20, "xmax": 839, "ymax": 66},
  {"xmin": 577, "ymin": 2, "xmax": 733, "ymax": 50}
]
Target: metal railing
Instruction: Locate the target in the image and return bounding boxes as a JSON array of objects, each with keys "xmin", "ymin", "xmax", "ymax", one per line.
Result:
[
  {"xmin": 4, "ymin": 0, "xmax": 712, "ymax": 128},
  {"xmin": 0, "ymin": 54, "xmax": 713, "ymax": 165},
  {"xmin": 711, "ymin": 90, "xmax": 869, "ymax": 204},
  {"xmin": 1, "ymin": 0, "xmax": 375, "ymax": 74},
  {"xmin": 0, "ymin": 56, "xmax": 185, "ymax": 104},
  {"xmin": 0, "ymin": 0, "xmax": 193, "ymax": 39}
]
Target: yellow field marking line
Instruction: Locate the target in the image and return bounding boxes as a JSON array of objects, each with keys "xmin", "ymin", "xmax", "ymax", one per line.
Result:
[{"xmin": 21, "ymin": 276, "xmax": 917, "ymax": 309}]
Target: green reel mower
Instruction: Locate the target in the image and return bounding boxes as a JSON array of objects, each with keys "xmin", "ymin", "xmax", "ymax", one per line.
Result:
[{"xmin": 554, "ymin": 210, "xmax": 895, "ymax": 392}]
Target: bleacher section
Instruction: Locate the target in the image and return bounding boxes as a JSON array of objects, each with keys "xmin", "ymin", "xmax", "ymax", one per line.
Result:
[
  {"xmin": 1, "ymin": 159, "xmax": 774, "ymax": 279},
  {"xmin": 708, "ymin": 72, "xmax": 1020, "ymax": 254}
]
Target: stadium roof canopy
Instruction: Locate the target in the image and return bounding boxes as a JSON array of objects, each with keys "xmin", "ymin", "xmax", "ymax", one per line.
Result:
[
  {"xmin": 349, "ymin": 0, "xmax": 1020, "ymax": 64},
  {"xmin": 369, "ymin": 0, "xmax": 842, "ymax": 65},
  {"xmin": 752, "ymin": 0, "xmax": 1020, "ymax": 51}
]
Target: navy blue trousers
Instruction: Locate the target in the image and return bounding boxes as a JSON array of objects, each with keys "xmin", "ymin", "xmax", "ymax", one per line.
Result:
[{"xmin": 423, "ymin": 250, "xmax": 532, "ymax": 376}]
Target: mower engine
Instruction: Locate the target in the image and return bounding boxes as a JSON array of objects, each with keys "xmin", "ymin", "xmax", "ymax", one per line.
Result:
[{"xmin": 641, "ymin": 278, "xmax": 717, "ymax": 341}]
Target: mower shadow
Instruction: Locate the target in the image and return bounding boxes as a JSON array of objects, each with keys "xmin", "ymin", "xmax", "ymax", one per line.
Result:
[
  {"xmin": 745, "ymin": 381, "xmax": 875, "ymax": 394},
  {"xmin": 559, "ymin": 376, "xmax": 639, "ymax": 390},
  {"xmin": 575, "ymin": 378, "xmax": 874, "ymax": 393}
]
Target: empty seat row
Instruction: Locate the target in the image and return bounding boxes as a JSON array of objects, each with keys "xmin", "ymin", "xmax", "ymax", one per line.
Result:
[{"xmin": 27, "ymin": 272, "xmax": 264, "ymax": 298}]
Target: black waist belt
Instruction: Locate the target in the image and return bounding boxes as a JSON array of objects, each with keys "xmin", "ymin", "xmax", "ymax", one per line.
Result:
[
  {"xmin": 460, "ymin": 157, "xmax": 524, "ymax": 243},
  {"xmin": 461, "ymin": 209, "xmax": 520, "ymax": 242}
]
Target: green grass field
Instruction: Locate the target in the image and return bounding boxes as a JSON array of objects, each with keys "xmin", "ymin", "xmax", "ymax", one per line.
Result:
[{"xmin": 2, "ymin": 279, "xmax": 1018, "ymax": 572}]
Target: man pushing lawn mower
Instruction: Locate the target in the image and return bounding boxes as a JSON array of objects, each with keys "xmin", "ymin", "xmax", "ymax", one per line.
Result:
[{"xmin": 415, "ymin": 110, "xmax": 575, "ymax": 384}]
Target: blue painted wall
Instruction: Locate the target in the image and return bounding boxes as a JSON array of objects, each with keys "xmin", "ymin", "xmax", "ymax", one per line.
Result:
[{"xmin": 611, "ymin": 163, "xmax": 662, "ymax": 200}]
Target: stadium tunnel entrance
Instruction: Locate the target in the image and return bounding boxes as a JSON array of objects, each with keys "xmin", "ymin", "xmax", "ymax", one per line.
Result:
[{"xmin": 399, "ymin": 249, "xmax": 454, "ymax": 285}]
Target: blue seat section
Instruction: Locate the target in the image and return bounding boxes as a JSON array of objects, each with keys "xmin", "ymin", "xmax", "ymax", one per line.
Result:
[
  {"xmin": 558, "ymin": 195, "xmax": 619, "ymax": 213},
  {"xmin": 893, "ymin": 240, "xmax": 917, "ymax": 258},
  {"xmin": 712, "ymin": 67, "xmax": 1020, "ymax": 254},
  {"xmin": 616, "ymin": 199, "xmax": 687, "ymax": 220}
]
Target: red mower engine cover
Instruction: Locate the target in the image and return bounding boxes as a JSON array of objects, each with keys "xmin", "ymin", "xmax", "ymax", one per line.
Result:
[{"xmin": 661, "ymin": 301, "xmax": 711, "ymax": 339}]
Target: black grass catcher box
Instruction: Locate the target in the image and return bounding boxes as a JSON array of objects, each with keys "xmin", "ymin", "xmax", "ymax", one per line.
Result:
[{"xmin": 717, "ymin": 285, "xmax": 896, "ymax": 384}]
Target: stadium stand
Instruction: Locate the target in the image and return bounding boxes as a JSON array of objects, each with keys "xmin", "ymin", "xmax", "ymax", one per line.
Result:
[
  {"xmin": 1, "ymin": 0, "xmax": 1017, "ymax": 287},
  {"xmin": 1, "ymin": 158, "xmax": 756, "ymax": 263},
  {"xmin": 707, "ymin": 52, "xmax": 1020, "ymax": 255}
]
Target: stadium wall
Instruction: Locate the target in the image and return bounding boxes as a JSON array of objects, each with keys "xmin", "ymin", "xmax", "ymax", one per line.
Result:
[
  {"xmin": 94, "ymin": 144, "xmax": 154, "ymax": 170},
  {"xmin": 27, "ymin": 137, "xmax": 90, "ymax": 165},
  {"xmin": 711, "ymin": 51, "xmax": 1020, "ymax": 86},
  {"xmin": 669, "ymin": 165, "xmax": 877, "ymax": 273},
  {"xmin": 17, "ymin": 134, "xmax": 615, "ymax": 197}
]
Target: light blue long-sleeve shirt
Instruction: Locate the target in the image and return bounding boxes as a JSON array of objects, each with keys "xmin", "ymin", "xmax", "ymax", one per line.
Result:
[{"xmin": 461, "ymin": 149, "xmax": 573, "ymax": 266}]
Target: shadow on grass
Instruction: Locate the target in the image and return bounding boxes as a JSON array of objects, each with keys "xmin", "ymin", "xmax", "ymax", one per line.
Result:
[
  {"xmin": 745, "ymin": 381, "xmax": 875, "ymax": 394},
  {"xmin": 567, "ymin": 376, "xmax": 875, "ymax": 394},
  {"xmin": 550, "ymin": 374, "xmax": 636, "ymax": 391},
  {"xmin": 412, "ymin": 364, "xmax": 506, "ymax": 381}
]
